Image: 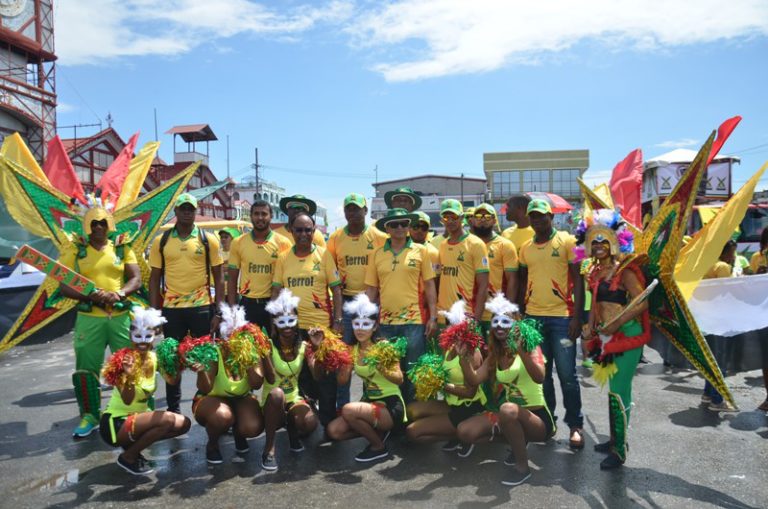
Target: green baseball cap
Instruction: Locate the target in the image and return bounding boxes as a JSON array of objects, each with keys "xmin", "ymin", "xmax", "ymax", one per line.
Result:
[
  {"xmin": 279, "ymin": 194, "xmax": 317, "ymax": 216},
  {"xmin": 375, "ymin": 208, "xmax": 420, "ymax": 231},
  {"xmin": 219, "ymin": 227, "xmax": 241, "ymax": 239},
  {"xmin": 474, "ymin": 203, "xmax": 497, "ymax": 217},
  {"xmin": 343, "ymin": 193, "xmax": 367, "ymax": 208},
  {"xmin": 175, "ymin": 192, "xmax": 198, "ymax": 209},
  {"xmin": 384, "ymin": 186, "xmax": 422, "ymax": 210},
  {"xmin": 526, "ymin": 198, "xmax": 552, "ymax": 215},
  {"xmin": 414, "ymin": 210, "xmax": 431, "ymax": 227},
  {"xmin": 440, "ymin": 199, "xmax": 463, "ymax": 216}
]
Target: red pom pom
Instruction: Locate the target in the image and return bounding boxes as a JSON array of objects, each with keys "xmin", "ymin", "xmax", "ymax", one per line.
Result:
[
  {"xmin": 178, "ymin": 335, "xmax": 215, "ymax": 366},
  {"xmin": 438, "ymin": 321, "xmax": 483, "ymax": 352},
  {"xmin": 102, "ymin": 348, "xmax": 138, "ymax": 386}
]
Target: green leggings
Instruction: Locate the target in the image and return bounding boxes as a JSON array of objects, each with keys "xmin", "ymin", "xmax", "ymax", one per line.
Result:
[
  {"xmin": 608, "ymin": 345, "xmax": 643, "ymax": 424},
  {"xmin": 73, "ymin": 312, "xmax": 132, "ymax": 374}
]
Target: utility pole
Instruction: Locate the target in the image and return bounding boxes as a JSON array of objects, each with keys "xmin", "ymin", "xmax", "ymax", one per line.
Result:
[
  {"xmin": 254, "ymin": 147, "xmax": 260, "ymax": 194},
  {"xmin": 460, "ymin": 172, "xmax": 464, "ymax": 203},
  {"xmin": 226, "ymin": 135, "xmax": 230, "ymax": 178},
  {"xmin": 374, "ymin": 164, "xmax": 378, "ymax": 184}
]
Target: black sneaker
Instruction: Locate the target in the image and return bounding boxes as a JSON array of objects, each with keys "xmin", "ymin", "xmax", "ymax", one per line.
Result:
[
  {"xmin": 503, "ymin": 449, "xmax": 516, "ymax": 466},
  {"xmin": 501, "ymin": 467, "xmax": 531, "ymax": 486},
  {"xmin": 456, "ymin": 443, "xmax": 475, "ymax": 458},
  {"xmin": 380, "ymin": 430, "xmax": 391, "ymax": 444},
  {"xmin": 594, "ymin": 441, "xmax": 612, "ymax": 454},
  {"xmin": 441, "ymin": 439, "xmax": 461, "ymax": 452},
  {"xmin": 261, "ymin": 453, "xmax": 278, "ymax": 471},
  {"xmin": 288, "ymin": 433, "xmax": 305, "ymax": 453},
  {"xmin": 206, "ymin": 447, "xmax": 223, "ymax": 465},
  {"xmin": 137, "ymin": 453, "xmax": 156, "ymax": 468},
  {"xmin": 234, "ymin": 434, "xmax": 249, "ymax": 454},
  {"xmin": 117, "ymin": 454, "xmax": 154, "ymax": 475},
  {"xmin": 354, "ymin": 445, "xmax": 390, "ymax": 463},
  {"xmin": 600, "ymin": 453, "xmax": 624, "ymax": 470}
]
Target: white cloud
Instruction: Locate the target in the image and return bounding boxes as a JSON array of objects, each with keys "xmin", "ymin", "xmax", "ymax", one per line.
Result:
[
  {"xmin": 54, "ymin": 0, "xmax": 354, "ymax": 65},
  {"xmin": 655, "ymin": 138, "xmax": 700, "ymax": 148},
  {"xmin": 56, "ymin": 101, "xmax": 77, "ymax": 114},
  {"xmin": 350, "ymin": 0, "xmax": 768, "ymax": 81}
]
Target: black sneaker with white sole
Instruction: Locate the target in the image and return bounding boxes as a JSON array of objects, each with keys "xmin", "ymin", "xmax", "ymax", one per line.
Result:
[
  {"xmin": 206, "ymin": 447, "xmax": 223, "ymax": 465},
  {"xmin": 501, "ymin": 468, "xmax": 531, "ymax": 487},
  {"xmin": 456, "ymin": 443, "xmax": 475, "ymax": 458},
  {"xmin": 503, "ymin": 449, "xmax": 516, "ymax": 466},
  {"xmin": 288, "ymin": 435, "xmax": 305, "ymax": 453},
  {"xmin": 234, "ymin": 434, "xmax": 249, "ymax": 454},
  {"xmin": 261, "ymin": 453, "xmax": 278, "ymax": 471},
  {"xmin": 354, "ymin": 445, "xmax": 390, "ymax": 463},
  {"xmin": 117, "ymin": 454, "xmax": 154, "ymax": 475},
  {"xmin": 441, "ymin": 439, "xmax": 461, "ymax": 452}
]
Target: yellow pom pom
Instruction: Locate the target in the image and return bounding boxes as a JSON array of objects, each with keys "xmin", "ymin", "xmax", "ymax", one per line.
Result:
[{"xmin": 592, "ymin": 361, "xmax": 618, "ymax": 387}]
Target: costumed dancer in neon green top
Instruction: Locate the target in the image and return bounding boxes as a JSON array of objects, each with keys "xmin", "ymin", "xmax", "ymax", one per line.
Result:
[
  {"xmin": 575, "ymin": 209, "xmax": 650, "ymax": 470},
  {"xmin": 99, "ymin": 307, "xmax": 191, "ymax": 475},
  {"xmin": 326, "ymin": 294, "xmax": 407, "ymax": 463},
  {"xmin": 191, "ymin": 304, "xmax": 265, "ymax": 465},
  {"xmin": 405, "ymin": 299, "xmax": 486, "ymax": 458},
  {"xmin": 260, "ymin": 289, "xmax": 319, "ymax": 472},
  {"xmin": 456, "ymin": 293, "xmax": 553, "ymax": 487}
]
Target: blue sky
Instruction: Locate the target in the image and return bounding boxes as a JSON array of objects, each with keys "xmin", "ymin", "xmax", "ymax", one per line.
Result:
[{"xmin": 54, "ymin": 1, "xmax": 768, "ymax": 228}]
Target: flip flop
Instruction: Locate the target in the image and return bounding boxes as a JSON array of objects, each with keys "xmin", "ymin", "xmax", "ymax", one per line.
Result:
[{"xmin": 569, "ymin": 428, "xmax": 585, "ymax": 450}]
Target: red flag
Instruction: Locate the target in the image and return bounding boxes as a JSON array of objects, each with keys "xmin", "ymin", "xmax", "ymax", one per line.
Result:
[
  {"xmin": 706, "ymin": 116, "xmax": 741, "ymax": 166},
  {"xmin": 43, "ymin": 135, "xmax": 85, "ymax": 204},
  {"xmin": 609, "ymin": 148, "xmax": 643, "ymax": 228},
  {"xmin": 96, "ymin": 132, "xmax": 139, "ymax": 205}
]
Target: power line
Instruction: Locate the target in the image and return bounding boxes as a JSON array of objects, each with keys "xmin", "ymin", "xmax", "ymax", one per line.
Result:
[{"xmin": 260, "ymin": 164, "xmax": 371, "ymax": 179}]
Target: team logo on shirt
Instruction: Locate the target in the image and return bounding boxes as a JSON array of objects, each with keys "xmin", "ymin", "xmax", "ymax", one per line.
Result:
[
  {"xmin": 551, "ymin": 247, "xmax": 560, "ymax": 257},
  {"xmin": 408, "ymin": 258, "xmax": 417, "ymax": 267},
  {"xmin": 195, "ymin": 246, "xmax": 203, "ymax": 255},
  {"xmin": 312, "ymin": 262, "xmax": 321, "ymax": 272},
  {"xmin": 481, "ymin": 257, "xmax": 488, "ymax": 266},
  {"xmin": 457, "ymin": 251, "xmax": 465, "ymax": 262},
  {"xmin": 367, "ymin": 240, "xmax": 374, "ymax": 250},
  {"xmin": 271, "ymin": 252, "xmax": 278, "ymax": 259},
  {"xmin": 488, "ymin": 247, "xmax": 495, "ymax": 259}
]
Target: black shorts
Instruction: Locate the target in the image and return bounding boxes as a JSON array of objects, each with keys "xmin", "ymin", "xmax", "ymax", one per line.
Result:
[
  {"xmin": 448, "ymin": 400, "xmax": 485, "ymax": 428},
  {"xmin": 99, "ymin": 413, "xmax": 125, "ymax": 447},
  {"xmin": 240, "ymin": 297, "xmax": 272, "ymax": 331},
  {"xmin": 530, "ymin": 406, "xmax": 556, "ymax": 439},
  {"xmin": 365, "ymin": 395, "xmax": 406, "ymax": 431}
]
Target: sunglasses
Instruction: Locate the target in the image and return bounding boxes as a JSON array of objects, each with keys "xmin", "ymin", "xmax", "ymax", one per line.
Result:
[
  {"xmin": 410, "ymin": 223, "xmax": 430, "ymax": 231},
  {"xmin": 473, "ymin": 213, "xmax": 495, "ymax": 221},
  {"xmin": 292, "ymin": 227, "xmax": 314, "ymax": 234},
  {"xmin": 386, "ymin": 220, "xmax": 411, "ymax": 229},
  {"xmin": 441, "ymin": 214, "xmax": 460, "ymax": 223}
]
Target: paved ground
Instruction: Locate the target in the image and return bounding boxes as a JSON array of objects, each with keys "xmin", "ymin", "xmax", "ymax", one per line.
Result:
[{"xmin": 1, "ymin": 333, "xmax": 766, "ymax": 509}]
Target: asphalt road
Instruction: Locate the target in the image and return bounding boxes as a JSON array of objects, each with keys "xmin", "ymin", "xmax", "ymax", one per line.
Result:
[{"xmin": 0, "ymin": 333, "xmax": 766, "ymax": 509}]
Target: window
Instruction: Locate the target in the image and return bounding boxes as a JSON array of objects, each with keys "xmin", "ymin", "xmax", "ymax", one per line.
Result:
[
  {"xmin": 492, "ymin": 171, "xmax": 521, "ymax": 199},
  {"xmin": 551, "ymin": 169, "xmax": 581, "ymax": 197},
  {"xmin": 75, "ymin": 164, "xmax": 90, "ymax": 183},
  {"xmin": 522, "ymin": 170, "xmax": 549, "ymax": 193},
  {"xmin": 92, "ymin": 151, "xmax": 114, "ymax": 169}
]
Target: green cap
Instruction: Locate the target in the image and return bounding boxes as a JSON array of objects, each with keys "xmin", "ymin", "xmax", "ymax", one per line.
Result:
[
  {"xmin": 279, "ymin": 195, "xmax": 317, "ymax": 216},
  {"xmin": 219, "ymin": 227, "xmax": 241, "ymax": 239},
  {"xmin": 375, "ymin": 208, "xmax": 420, "ymax": 231},
  {"xmin": 414, "ymin": 210, "xmax": 431, "ymax": 227},
  {"xmin": 526, "ymin": 198, "xmax": 552, "ymax": 215},
  {"xmin": 440, "ymin": 199, "xmax": 463, "ymax": 216},
  {"xmin": 175, "ymin": 192, "xmax": 198, "ymax": 209},
  {"xmin": 343, "ymin": 193, "xmax": 367, "ymax": 208},
  {"xmin": 384, "ymin": 186, "xmax": 422, "ymax": 210},
  {"xmin": 474, "ymin": 203, "xmax": 497, "ymax": 217}
]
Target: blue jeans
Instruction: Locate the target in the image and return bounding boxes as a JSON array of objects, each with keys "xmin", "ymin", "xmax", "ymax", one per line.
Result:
[
  {"xmin": 703, "ymin": 335, "xmax": 728, "ymax": 405},
  {"xmin": 530, "ymin": 315, "xmax": 584, "ymax": 429},
  {"xmin": 336, "ymin": 304, "xmax": 357, "ymax": 408},
  {"xmin": 379, "ymin": 323, "xmax": 426, "ymax": 404}
]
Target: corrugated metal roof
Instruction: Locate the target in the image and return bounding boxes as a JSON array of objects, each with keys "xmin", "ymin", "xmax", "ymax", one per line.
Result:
[{"xmin": 165, "ymin": 124, "xmax": 218, "ymax": 142}]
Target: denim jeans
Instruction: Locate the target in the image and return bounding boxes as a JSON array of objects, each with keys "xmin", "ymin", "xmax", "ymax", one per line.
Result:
[
  {"xmin": 379, "ymin": 323, "xmax": 426, "ymax": 404},
  {"xmin": 703, "ymin": 334, "xmax": 728, "ymax": 405},
  {"xmin": 530, "ymin": 315, "xmax": 584, "ymax": 429},
  {"xmin": 336, "ymin": 304, "xmax": 357, "ymax": 408}
]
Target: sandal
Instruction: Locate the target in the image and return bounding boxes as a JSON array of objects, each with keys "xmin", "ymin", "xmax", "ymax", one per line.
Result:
[
  {"xmin": 569, "ymin": 428, "xmax": 585, "ymax": 450},
  {"xmin": 758, "ymin": 399, "xmax": 768, "ymax": 412}
]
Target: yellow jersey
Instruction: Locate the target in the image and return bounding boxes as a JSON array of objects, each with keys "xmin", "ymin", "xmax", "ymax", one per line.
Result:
[
  {"xmin": 518, "ymin": 230, "xmax": 576, "ymax": 317},
  {"xmin": 437, "ymin": 233, "xmax": 489, "ymax": 320},
  {"xmin": 480, "ymin": 234, "xmax": 518, "ymax": 321},
  {"xmin": 272, "ymin": 246, "xmax": 341, "ymax": 329},
  {"xmin": 60, "ymin": 240, "xmax": 138, "ymax": 317},
  {"xmin": 501, "ymin": 225, "xmax": 535, "ymax": 253},
  {"xmin": 704, "ymin": 261, "xmax": 732, "ymax": 279},
  {"xmin": 365, "ymin": 238, "xmax": 435, "ymax": 325},
  {"xmin": 228, "ymin": 231, "xmax": 292, "ymax": 299},
  {"xmin": 274, "ymin": 225, "xmax": 326, "ymax": 248},
  {"xmin": 148, "ymin": 226, "xmax": 223, "ymax": 308},
  {"xmin": 326, "ymin": 225, "xmax": 387, "ymax": 296},
  {"xmin": 749, "ymin": 251, "xmax": 767, "ymax": 273}
]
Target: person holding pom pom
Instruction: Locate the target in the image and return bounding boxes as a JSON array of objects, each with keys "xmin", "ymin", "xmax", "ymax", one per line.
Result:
[
  {"xmin": 259, "ymin": 289, "xmax": 319, "ymax": 471},
  {"xmin": 190, "ymin": 303, "xmax": 266, "ymax": 465},
  {"xmin": 326, "ymin": 294, "xmax": 407, "ymax": 463},
  {"xmin": 405, "ymin": 300, "xmax": 486, "ymax": 458},
  {"xmin": 453, "ymin": 293, "xmax": 552, "ymax": 486},
  {"xmin": 576, "ymin": 209, "xmax": 650, "ymax": 470},
  {"xmin": 100, "ymin": 307, "xmax": 191, "ymax": 475}
]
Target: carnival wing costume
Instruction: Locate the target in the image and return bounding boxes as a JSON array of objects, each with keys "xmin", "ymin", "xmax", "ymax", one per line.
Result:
[{"xmin": 0, "ymin": 137, "xmax": 200, "ymax": 354}]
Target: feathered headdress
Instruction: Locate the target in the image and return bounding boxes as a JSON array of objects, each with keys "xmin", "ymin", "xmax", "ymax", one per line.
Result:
[
  {"xmin": 438, "ymin": 300, "xmax": 483, "ymax": 351},
  {"xmin": 218, "ymin": 303, "xmax": 247, "ymax": 340},
  {"xmin": 342, "ymin": 293, "xmax": 379, "ymax": 319},
  {"xmin": 485, "ymin": 292, "xmax": 519, "ymax": 318},
  {"xmin": 130, "ymin": 306, "xmax": 167, "ymax": 344},
  {"xmin": 573, "ymin": 208, "xmax": 634, "ymax": 263},
  {"xmin": 265, "ymin": 289, "xmax": 300, "ymax": 316},
  {"xmin": 75, "ymin": 190, "xmax": 116, "ymax": 235}
]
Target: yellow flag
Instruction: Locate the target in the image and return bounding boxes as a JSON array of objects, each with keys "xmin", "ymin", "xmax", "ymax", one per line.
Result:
[
  {"xmin": 0, "ymin": 133, "xmax": 49, "ymax": 185},
  {"xmin": 115, "ymin": 141, "xmax": 160, "ymax": 210},
  {"xmin": 593, "ymin": 183, "xmax": 615, "ymax": 210},
  {"xmin": 675, "ymin": 160, "xmax": 768, "ymax": 301}
]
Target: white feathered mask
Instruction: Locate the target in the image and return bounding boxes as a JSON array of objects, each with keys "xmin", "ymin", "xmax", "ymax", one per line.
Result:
[
  {"xmin": 343, "ymin": 293, "xmax": 379, "ymax": 331},
  {"xmin": 265, "ymin": 289, "xmax": 300, "ymax": 329},
  {"xmin": 485, "ymin": 292, "xmax": 519, "ymax": 329},
  {"xmin": 130, "ymin": 306, "xmax": 167, "ymax": 344},
  {"xmin": 218, "ymin": 303, "xmax": 248, "ymax": 340}
]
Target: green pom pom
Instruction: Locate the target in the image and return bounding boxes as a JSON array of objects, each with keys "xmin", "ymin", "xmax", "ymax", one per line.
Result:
[
  {"xmin": 156, "ymin": 338, "xmax": 180, "ymax": 377},
  {"xmin": 389, "ymin": 336, "xmax": 408, "ymax": 357},
  {"xmin": 507, "ymin": 318, "xmax": 544, "ymax": 353},
  {"xmin": 185, "ymin": 343, "xmax": 219, "ymax": 371}
]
